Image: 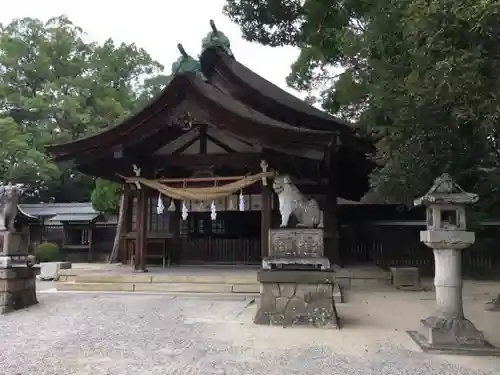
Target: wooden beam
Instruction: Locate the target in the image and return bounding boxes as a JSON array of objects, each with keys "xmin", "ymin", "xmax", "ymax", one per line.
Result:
[
  {"xmin": 150, "ymin": 152, "xmax": 261, "ymax": 169},
  {"xmin": 199, "ymin": 125, "xmax": 207, "ymax": 153},
  {"xmin": 158, "ymin": 175, "xmax": 262, "ymax": 183},
  {"xmin": 205, "ymin": 133, "xmax": 235, "ymax": 153},
  {"xmin": 172, "ymin": 134, "xmax": 200, "ymax": 154}
]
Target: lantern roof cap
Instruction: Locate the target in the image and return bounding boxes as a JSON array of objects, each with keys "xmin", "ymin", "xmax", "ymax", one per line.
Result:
[{"xmin": 414, "ymin": 173, "xmax": 478, "ymax": 206}]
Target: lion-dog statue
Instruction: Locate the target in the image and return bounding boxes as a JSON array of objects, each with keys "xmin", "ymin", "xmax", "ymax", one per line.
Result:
[
  {"xmin": 0, "ymin": 183, "xmax": 20, "ymax": 232},
  {"xmin": 272, "ymin": 175, "xmax": 324, "ymax": 228}
]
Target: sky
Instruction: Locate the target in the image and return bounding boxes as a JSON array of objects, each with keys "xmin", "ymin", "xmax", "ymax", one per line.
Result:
[{"xmin": 1, "ymin": 0, "xmax": 306, "ymax": 99}]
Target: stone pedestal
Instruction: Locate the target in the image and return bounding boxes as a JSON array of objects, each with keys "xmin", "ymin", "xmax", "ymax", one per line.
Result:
[
  {"xmin": 0, "ymin": 231, "xmax": 36, "ymax": 267},
  {"xmin": 254, "ymin": 270, "xmax": 340, "ymax": 328},
  {"xmin": 268, "ymin": 228, "xmax": 324, "ymax": 257},
  {"xmin": 390, "ymin": 266, "xmax": 421, "ymax": 290},
  {"xmin": 0, "ymin": 267, "xmax": 38, "ymax": 314},
  {"xmin": 38, "ymin": 261, "xmax": 72, "ymax": 281},
  {"xmin": 408, "ymin": 244, "xmax": 500, "ymax": 355},
  {"xmin": 263, "ymin": 229, "xmax": 330, "ymax": 269},
  {"xmin": 486, "ymin": 294, "xmax": 500, "ymax": 311},
  {"xmin": 0, "ymin": 231, "xmax": 38, "ymax": 314}
]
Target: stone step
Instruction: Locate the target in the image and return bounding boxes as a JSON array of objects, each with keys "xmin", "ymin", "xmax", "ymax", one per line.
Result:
[
  {"xmin": 71, "ymin": 274, "xmax": 257, "ymax": 285},
  {"xmin": 56, "ymin": 282, "xmax": 260, "ymax": 294}
]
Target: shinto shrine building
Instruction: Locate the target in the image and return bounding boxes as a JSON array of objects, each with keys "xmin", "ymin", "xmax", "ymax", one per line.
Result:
[{"xmin": 45, "ymin": 21, "xmax": 374, "ymax": 271}]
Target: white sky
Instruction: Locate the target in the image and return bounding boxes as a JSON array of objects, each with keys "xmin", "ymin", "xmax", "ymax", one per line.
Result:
[{"xmin": 1, "ymin": 0, "xmax": 306, "ymax": 99}]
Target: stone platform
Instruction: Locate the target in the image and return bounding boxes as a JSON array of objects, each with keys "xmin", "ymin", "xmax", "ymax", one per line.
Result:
[
  {"xmin": 0, "ymin": 267, "xmax": 38, "ymax": 314},
  {"xmin": 54, "ymin": 264, "xmax": 390, "ymax": 294},
  {"xmin": 254, "ymin": 270, "xmax": 340, "ymax": 328}
]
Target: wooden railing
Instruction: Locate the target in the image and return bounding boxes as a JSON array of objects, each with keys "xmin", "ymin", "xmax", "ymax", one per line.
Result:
[
  {"xmin": 178, "ymin": 237, "xmax": 261, "ymax": 264},
  {"xmin": 121, "ymin": 236, "xmax": 261, "ymax": 265}
]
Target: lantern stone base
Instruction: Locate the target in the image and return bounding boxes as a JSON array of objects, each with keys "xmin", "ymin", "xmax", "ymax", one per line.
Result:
[
  {"xmin": 0, "ymin": 267, "xmax": 38, "ymax": 314},
  {"xmin": 408, "ymin": 316, "xmax": 500, "ymax": 356}
]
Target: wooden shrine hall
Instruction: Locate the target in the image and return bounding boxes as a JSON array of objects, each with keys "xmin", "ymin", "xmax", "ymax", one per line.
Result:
[{"xmin": 45, "ymin": 21, "xmax": 374, "ymax": 271}]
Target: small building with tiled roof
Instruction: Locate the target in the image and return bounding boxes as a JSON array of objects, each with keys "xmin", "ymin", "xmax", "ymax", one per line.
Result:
[{"xmin": 19, "ymin": 202, "xmax": 116, "ymax": 262}]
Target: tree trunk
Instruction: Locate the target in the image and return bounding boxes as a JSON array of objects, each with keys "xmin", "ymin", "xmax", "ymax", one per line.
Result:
[{"xmin": 109, "ymin": 194, "xmax": 125, "ymax": 263}]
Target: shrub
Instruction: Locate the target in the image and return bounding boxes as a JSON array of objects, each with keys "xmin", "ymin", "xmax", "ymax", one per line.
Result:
[{"xmin": 35, "ymin": 242, "xmax": 61, "ymax": 263}]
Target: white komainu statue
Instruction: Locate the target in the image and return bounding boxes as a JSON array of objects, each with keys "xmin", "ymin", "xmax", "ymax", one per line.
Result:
[
  {"xmin": 0, "ymin": 183, "xmax": 20, "ymax": 232},
  {"xmin": 272, "ymin": 175, "xmax": 324, "ymax": 228}
]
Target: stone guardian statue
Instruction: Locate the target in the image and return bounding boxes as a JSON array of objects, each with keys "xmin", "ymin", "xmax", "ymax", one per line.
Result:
[
  {"xmin": 272, "ymin": 175, "xmax": 324, "ymax": 228},
  {"xmin": 0, "ymin": 183, "xmax": 20, "ymax": 232}
]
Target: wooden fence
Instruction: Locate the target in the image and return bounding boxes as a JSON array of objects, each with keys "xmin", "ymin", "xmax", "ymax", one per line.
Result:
[
  {"xmin": 32, "ymin": 219, "xmax": 500, "ymax": 277},
  {"xmin": 339, "ymin": 223, "xmax": 500, "ymax": 277}
]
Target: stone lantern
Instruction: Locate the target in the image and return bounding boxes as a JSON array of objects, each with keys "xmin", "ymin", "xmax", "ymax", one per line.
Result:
[{"xmin": 408, "ymin": 173, "xmax": 499, "ymax": 355}]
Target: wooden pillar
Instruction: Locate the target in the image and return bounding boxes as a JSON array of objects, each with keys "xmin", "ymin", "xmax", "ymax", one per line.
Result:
[
  {"xmin": 135, "ymin": 187, "xmax": 148, "ymax": 271},
  {"xmin": 325, "ymin": 148, "xmax": 340, "ymax": 266},
  {"xmin": 261, "ymin": 183, "xmax": 272, "ymax": 259},
  {"xmin": 62, "ymin": 225, "xmax": 66, "ymax": 247},
  {"xmin": 87, "ymin": 225, "xmax": 93, "ymax": 262},
  {"xmin": 117, "ymin": 184, "xmax": 130, "ymax": 264},
  {"xmin": 171, "ymin": 200, "xmax": 181, "ymax": 266}
]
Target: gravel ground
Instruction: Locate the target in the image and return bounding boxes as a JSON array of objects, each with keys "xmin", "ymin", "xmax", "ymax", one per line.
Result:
[{"xmin": 0, "ymin": 292, "xmax": 498, "ymax": 375}]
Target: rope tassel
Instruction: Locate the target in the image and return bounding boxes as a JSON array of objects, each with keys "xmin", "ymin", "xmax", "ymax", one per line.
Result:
[
  {"xmin": 156, "ymin": 193, "xmax": 165, "ymax": 214},
  {"xmin": 181, "ymin": 201, "xmax": 189, "ymax": 220},
  {"xmin": 210, "ymin": 200, "xmax": 217, "ymax": 220},
  {"xmin": 239, "ymin": 190, "xmax": 245, "ymax": 211}
]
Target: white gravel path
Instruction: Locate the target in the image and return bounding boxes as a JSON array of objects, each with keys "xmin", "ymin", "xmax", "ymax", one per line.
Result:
[{"xmin": 0, "ymin": 292, "xmax": 498, "ymax": 375}]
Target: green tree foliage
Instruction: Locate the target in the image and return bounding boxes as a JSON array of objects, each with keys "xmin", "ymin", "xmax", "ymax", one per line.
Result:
[
  {"xmin": 0, "ymin": 16, "xmax": 166, "ymax": 202},
  {"xmin": 0, "ymin": 117, "xmax": 59, "ymax": 184},
  {"xmin": 91, "ymin": 178, "xmax": 122, "ymax": 214},
  {"xmin": 224, "ymin": 0, "xmax": 500, "ymax": 215}
]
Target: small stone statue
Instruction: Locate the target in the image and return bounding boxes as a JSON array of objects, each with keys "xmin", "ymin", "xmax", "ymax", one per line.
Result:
[
  {"xmin": 272, "ymin": 175, "xmax": 324, "ymax": 228},
  {"xmin": 0, "ymin": 183, "xmax": 21, "ymax": 232}
]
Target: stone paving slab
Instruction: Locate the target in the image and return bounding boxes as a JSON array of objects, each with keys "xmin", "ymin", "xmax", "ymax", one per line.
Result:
[
  {"xmin": 55, "ymin": 282, "xmax": 258, "ymax": 294},
  {"xmin": 73, "ymin": 273, "xmax": 257, "ymax": 284},
  {"xmin": 0, "ymin": 290, "xmax": 498, "ymax": 375}
]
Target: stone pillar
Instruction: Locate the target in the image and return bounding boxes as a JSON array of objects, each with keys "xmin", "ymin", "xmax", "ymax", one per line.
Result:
[
  {"xmin": 407, "ymin": 173, "xmax": 500, "ymax": 355},
  {"xmin": 433, "ymin": 249, "xmax": 464, "ymax": 318}
]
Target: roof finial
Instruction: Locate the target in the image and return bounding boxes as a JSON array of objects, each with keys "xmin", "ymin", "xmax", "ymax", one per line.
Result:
[
  {"xmin": 209, "ymin": 19, "xmax": 218, "ymax": 33},
  {"xmin": 171, "ymin": 43, "xmax": 206, "ymax": 80},
  {"xmin": 177, "ymin": 43, "xmax": 188, "ymax": 57},
  {"xmin": 201, "ymin": 19, "xmax": 234, "ymax": 57}
]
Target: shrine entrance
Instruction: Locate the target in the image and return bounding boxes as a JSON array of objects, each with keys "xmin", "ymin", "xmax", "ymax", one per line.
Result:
[
  {"xmin": 177, "ymin": 211, "xmax": 261, "ymax": 264},
  {"xmin": 121, "ymin": 172, "xmax": 273, "ymax": 268}
]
